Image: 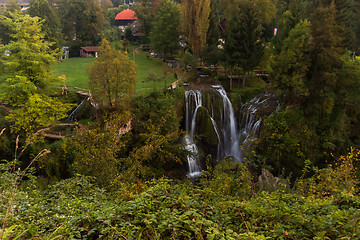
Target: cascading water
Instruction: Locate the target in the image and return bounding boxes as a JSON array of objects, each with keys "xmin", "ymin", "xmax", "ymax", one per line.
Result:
[
  {"xmin": 184, "ymin": 84, "xmax": 278, "ymax": 177},
  {"xmin": 212, "ymin": 85, "xmax": 241, "ymax": 161},
  {"xmin": 184, "ymin": 90, "xmax": 203, "ymax": 177},
  {"xmin": 68, "ymin": 99, "xmax": 85, "ymax": 121}
]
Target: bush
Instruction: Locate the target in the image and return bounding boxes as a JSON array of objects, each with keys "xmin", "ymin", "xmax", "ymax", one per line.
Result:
[
  {"xmin": 67, "ymin": 127, "xmax": 122, "ymax": 187},
  {"xmin": 201, "ymin": 159, "xmax": 253, "ymax": 198},
  {"xmin": 296, "ymin": 147, "xmax": 360, "ymax": 197}
]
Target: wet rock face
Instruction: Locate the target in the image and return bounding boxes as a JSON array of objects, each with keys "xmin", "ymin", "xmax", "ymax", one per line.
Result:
[
  {"xmin": 195, "ymin": 106, "xmax": 219, "ymax": 146},
  {"xmin": 183, "ymin": 84, "xmax": 279, "ymax": 177}
]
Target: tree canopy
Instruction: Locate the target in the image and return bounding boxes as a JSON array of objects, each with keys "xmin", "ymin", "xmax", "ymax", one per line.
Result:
[
  {"xmin": 224, "ymin": 0, "xmax": 263, "ymax": 88},
  {"xmin": 55, "ymin": 0, "xmax": 105, "ymax": 47},
  {"xmin": 181, "ymin": 0, "xmax": 211, "ymax": 60},
  {"xmin": 89, "ymin": 39, "xmax": 136, "ymax": 111},
  {"xmin": 0, "ymin": 13, "xmax": 72, "ymax": 137},
  {"xmin": 150, "ymin": 0, "xmax": 180, "ymax": 59},
  {"xmin": 28, "ymin": 0, "xmax": 62, "ymax": 49}
]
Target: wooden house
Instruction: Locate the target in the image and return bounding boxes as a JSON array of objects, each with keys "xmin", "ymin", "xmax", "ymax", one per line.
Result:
[
  {"xmin": 80, "ymin": 46, "xmax": 99, "ymax": 58},
  {"xmin": 115, "ymin": 9, "xmax": 137, "ymax": 28}
]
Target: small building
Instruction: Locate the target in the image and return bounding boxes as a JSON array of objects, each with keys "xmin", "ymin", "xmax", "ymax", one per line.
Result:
[
  {"xmin": 115, "ymin": 9, "xmax": 137, "ymax": 28},
  {"xmin": 80, "ymin": 46, "xmax": 99, "ymax": 58},
  {"xmin": 131, "ymin": 20, "xmax": 143, "ymax": 38},
  {"xmin": 0, "ymin": 0, "xmax": 29, "ymax": 10}
]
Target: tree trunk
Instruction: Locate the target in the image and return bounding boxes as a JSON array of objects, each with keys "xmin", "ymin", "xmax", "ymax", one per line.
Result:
[{"xmin": 229, "ymin": 69, "xmax": 233, "ymax": 90}]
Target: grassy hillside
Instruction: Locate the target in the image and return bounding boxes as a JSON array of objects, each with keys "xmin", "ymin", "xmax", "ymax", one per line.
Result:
[
  {"xmin": 132, "ymin": 47, "xmax": 178, "ymax": 94},
  {"xmin": 52, "ymin": 47, "xmax": 179, "ymax": 93},
  {"xmin": 53, "ymin": 57, "xmax": 95, "ymax": 89}
]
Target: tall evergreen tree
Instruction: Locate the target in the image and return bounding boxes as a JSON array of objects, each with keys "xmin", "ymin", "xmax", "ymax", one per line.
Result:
[
  {"xmin": 224, "ymin": 0, "xmax": 263, "ymax": 88},
  {"xmin": 306, "ymin": 0, "xmax": 358, "ymax": 52},
  {"xmin": 307, "ymin": 3, "xmax": 345, "ymax": 117},
  {"xmin": 203, "ymin": 0, "xmax": 223, "ymax": 67},
  {"xmin": 334, "ymin": 0, "xmax": 358, "ymax": 51}
]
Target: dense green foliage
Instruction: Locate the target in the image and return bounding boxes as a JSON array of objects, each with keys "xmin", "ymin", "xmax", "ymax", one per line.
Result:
[
  {"xmin": 224, "ymin": 0, "xmax": 263, "ymax": 88},
  {"xmin": 181, "ymin": 0, "xmax": 211, "ymax": 60},
  {"xmin": 1, "ymin": 0, "xmax": 360, "ymax": 239},
  {"xmin": 0, "ymin": 13, "xmax": 72, "ymax": 139},
  {"xmin": 27, "ymin": 0, "xmax": 62, "ymax": 49},
  {"xmin": 1, "ymin": 149, "xmax": 359, "ymax": 239},
  {"xmin": 54, "ymin": 0, "xmax": 105, "ymax": 55},
  {"xmin": 89, "ymin": 39, "xmax": 136, "ymax": 111},
  {"xmin": 150, "ymin": 0, "xmax": 180, "ymax": 59}
]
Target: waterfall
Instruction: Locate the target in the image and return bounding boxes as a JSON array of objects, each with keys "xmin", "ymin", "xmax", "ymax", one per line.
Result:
[
  {"xmin": 68, "ymin": 99, "xmax": 85, "ymax": 121},
  {"xmin": 184, "ymin": 90, "xmax": 203, "ymax": 177},
  {"xmin": 184, "ymin": 85, "xmax": 277, "ymax": 177},
  {"xmin": 212, "ymin": 85, "xmax": 241, "ymax": 161},
  {"xmin": 183, "ymin": 135, "xmax": 202, "ymax": 177},
  {"xmin": 239, "ymin": 93, "xmax": 274, "ymax": 141}
]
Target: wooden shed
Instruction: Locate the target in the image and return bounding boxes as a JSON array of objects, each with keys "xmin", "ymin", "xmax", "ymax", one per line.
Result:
[{"xmin": 80, "ymin": 46, "xmax": 99, "ymax": 58}]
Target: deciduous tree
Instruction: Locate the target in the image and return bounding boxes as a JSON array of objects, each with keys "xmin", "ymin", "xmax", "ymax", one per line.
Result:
[
  {"xmin": 88, "ymin": 39, "xmax": 136, "ymax": 111},
  {"xmin": 0, "ymin": 13, "xmax": 72, "ymax": 137},
  {"xmin": 181, "ymin": 0, "xmax": 211, "ymax": 60},
  {"xmin": 28, "ymin": 0, "xmax": 62, "ymax": 49},
  {"xmin": 272, "ymin": 20, "xmax": 311, "ymax": 104},
  {"xmin": 55, "ymin": 0, "xmax": 105, "ymax": 47},
  {"xmin": 150, "ymin": 0, "xmax": 180, "ymax": 59},
  {"xmin": 221, "ymin": 0, "xmax": 276, "ymax": 25}
]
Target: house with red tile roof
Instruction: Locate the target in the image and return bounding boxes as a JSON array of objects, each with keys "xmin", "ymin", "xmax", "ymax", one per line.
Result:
[{"xmin": 115, "ymin": 9, "xmax": 137, "ymax": 27}]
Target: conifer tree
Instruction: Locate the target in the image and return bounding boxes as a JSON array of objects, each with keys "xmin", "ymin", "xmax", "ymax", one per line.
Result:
[
  {"xmin": 307, "ymin": 3, "xmax": 345, "ymax": 117},
  {"xmin": 203, "ymin": 0, "xmax": 223, "ymax": 67},
  {"xmin": 224, "ymin": 0, "xmax": 263, "ymax": 88}
]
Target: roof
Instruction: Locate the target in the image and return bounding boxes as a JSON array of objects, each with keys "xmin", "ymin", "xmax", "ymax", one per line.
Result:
[
  {"xmin": 0, "ymin": 0, "xmax": 29, "ymax": 3},
  {"xmin": 80, "ymin": 46, "xmax": 99, "ymax": 52},
  {"xmin": 115, "ymin": 9, "xmax": 137, "ymax": 21}
]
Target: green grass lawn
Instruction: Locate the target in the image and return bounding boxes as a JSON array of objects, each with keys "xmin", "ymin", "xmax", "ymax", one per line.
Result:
[
  {"xmin": 52, "ymin": 46, "xmax": 178, "ymax": 94},
  {"xmin": 52, "ymin": 57, "xmax": 95, "ymax": 89},
  {"xmin": 132, "ymin": 47, "xmax": 178, "ymax": 94}
]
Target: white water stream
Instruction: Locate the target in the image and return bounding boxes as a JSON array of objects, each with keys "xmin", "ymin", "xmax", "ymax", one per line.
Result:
[{"xmin": 184, "ymin": 85, "xmax": 274, "ymax": 177}]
